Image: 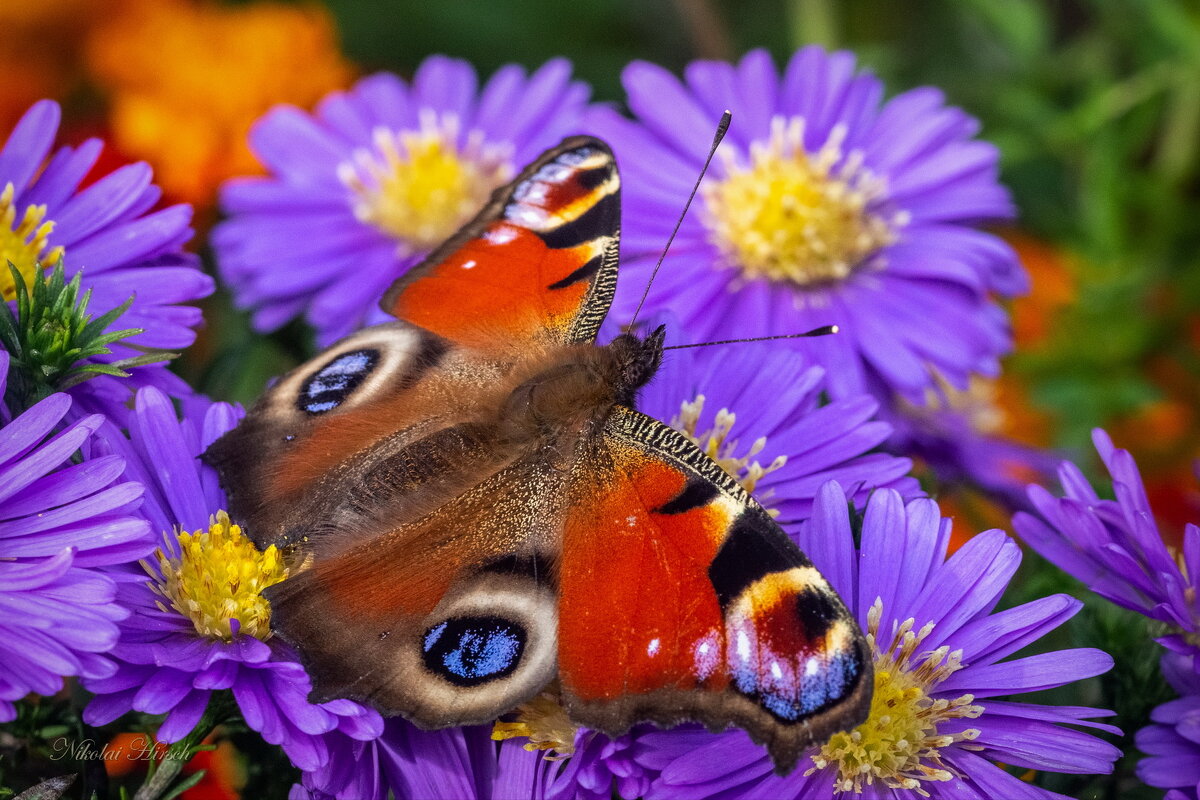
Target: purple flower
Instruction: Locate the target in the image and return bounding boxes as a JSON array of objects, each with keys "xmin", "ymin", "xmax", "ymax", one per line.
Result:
[
  {"xmin": 1138, "ymin": 652, "xmax": 1200, "ymax": 798},
  {"xmin": 1014, "ymin": 428, "xmax": 1200, "ymax": 660},
  {"xmin": 215, "ymin": 56, "xmax": 591, "ymax": 345},
  {"xmin": 1, "ymin": 100, "xmax": 212, "ymax": 412},
  {"xmin": 551, "ymin": 726, "xmax": 657, "ymax": 800},
  {"xmin": 881, "ymin": 385, "xmax": 1058, "ymax": 511},
  {"xmin": 587, "ymin": 47, "xmax": 1024, "ymax": 405},
  {"xmin": 637, "ymin": 328, "xmax": 921, "ymax": 520},
  {"xmin": 81, "ymin": 387, "xmax": 382, "ymax": 778},
  {"xmin": 294, "ymin": 721, "xmax": 565, "ymax": 800},
  {"xmin": 633, "ymin": 482, "xmax": 1119, "ymax": 799},
  {"xmin": 0, "ymin": 350, "xmax": 152, "ymax": 720}
]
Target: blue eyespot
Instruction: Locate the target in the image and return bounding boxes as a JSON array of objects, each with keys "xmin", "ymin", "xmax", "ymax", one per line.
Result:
[
  {"xmin": 298, "ymin": 349, "xmax": 378, "ymax": 414},
  {"xmin": 735, "ymin": 647, "xmax": 862, "ymax": 723},
  {"xmin": 422, "ymin": 616, "xmax": 525, "ymax": 687}
]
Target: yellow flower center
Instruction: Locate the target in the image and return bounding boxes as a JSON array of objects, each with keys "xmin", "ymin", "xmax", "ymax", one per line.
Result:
[
  {"xmin": 702, "ymin": 116, "xmax": 904, "ymax": 288},
  {"xmin": 672, "ymin": 394, "xmax": 786, "ymax": 513},
  {"xmin": 339, "ymin": 110, "xmax": 513, "ymax": 253},
  {"xmin": 808, "ymin": 599, "xmax": 984, "ymax": 796},
  {"xmin": 921, "ymin": 373, "xmax": 1004, "ymax": 436},
  {"xmin": 147, "ymin": 510, "xmax": 288, "ymax": 642},
  {"xmin": 0, "ymin": 182, "xmax": 63, "ymax": 301},
  {"xmin": 491, "ymin": 687, "xmax": 577, "ymax": 759}
]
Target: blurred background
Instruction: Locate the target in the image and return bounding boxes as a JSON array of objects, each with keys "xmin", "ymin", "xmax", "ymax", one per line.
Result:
[
  {"xmin": 2, "ymin": 0, "xmax": 1197, "ymax": 796},
  {"xmin": 6, "ymin": 0, "xmax": 1196, "ymax": 531}
]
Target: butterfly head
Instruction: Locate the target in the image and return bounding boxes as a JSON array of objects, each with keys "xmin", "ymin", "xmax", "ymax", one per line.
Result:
[{"xmin": 607, "ymin": 323, "xmax": 666, "ymax": 406}]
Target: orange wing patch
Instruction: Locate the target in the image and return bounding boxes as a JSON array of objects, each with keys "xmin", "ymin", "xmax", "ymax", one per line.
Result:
[
  {"xmin": 391, "ymin": 226, "xmax": 603, "ymax": 348},
  {"xmin": 559, "ymin": 446, "xmax": 737, "ymax": 698},
  {"xmin": 382, "ymin": 139, "xmax": 620, "ymax": 350},
  {"xmin": 557, "ymin": 407, "xmax": 872, "ymax": 773}
]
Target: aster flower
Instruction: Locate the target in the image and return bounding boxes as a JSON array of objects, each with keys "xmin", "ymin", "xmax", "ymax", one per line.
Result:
[
  {"xmin": 883, "ymin": 373, "xmax": 1058, "ymax": 511},
  {"xmin": 1, "ymin": 99, "xmax": 212, "ymax": 411},
  {"xmin": 626, "ymin": 482, "xmax": 1119, "ymax": 799},
  {"xmin": 550, "ymin": 726, "xmax": 658, "ymax": 800},
  {"xmin": 1014, "ymin": 428, "xmax": 1200, "ymax": 660},
  {"xmin": 1138, "ymin": 652, "xmax": 1200, "ymax": 798},
  {"xmin": 587, "ymin": 47, "xmax": 1025, "ymax": 404},
  {"xmin": 293, "ymin": 720, "xmax": 566, "ymax": 800},
  {"xmin": 81, "ymin": 387, "xmax": 383, "ymax": 780},
  {"xmin": 215, "ymin": 55, "xmax": 592, "ymax": 344},
  {"xmin": 0, "ymin": 350, "xmax": 152, "ymax": 720},
  {"xmin": 85, "ymin": 0, "xmax": 353, "ymax": 205},
  {"xmin": 639, "ymin": 328, "xmax": 921, "ymax": 520}
]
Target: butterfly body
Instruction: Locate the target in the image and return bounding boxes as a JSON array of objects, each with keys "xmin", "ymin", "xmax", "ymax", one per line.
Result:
[{"xmin": 207, "ymin": 138, "xmax": 871, "ymax": 772}]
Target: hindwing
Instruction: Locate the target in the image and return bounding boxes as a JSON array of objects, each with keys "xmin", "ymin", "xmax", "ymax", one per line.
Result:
[{"xmin": 558, "ymin": 406, "xmax": 872, "ymax": 771}]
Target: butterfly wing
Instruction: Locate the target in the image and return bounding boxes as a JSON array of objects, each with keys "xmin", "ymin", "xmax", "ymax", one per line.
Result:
[
  {"xmin": 208, "ymin": 137, "xmax": 623, "ymax": 545},
  {"xmin": 205, "ymin": 321, "xmax": 511, "ymax": 550},
  {"xmin": 381, "ymin": 136, "xmax": 620, "ymax": 350},
  {"xmin": 260, "ymin": 449, "xmax": 567, "ymax": 727},
  {"xmin": 558, "ymin": 406, "xmax": 872, "ymax": 772}
]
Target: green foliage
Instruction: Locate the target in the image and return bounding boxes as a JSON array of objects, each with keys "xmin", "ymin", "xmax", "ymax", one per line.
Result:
[
  {"xmin": 0, "ymin": 693, "xmax": 108, "ymax": 800},
  {"xmin": 0, "ymin": 261, "xmax": 175, "ymax": 413}
]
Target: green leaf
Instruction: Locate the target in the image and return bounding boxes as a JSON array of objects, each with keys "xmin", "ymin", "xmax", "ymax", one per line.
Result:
[
  {"xmin": 1, "ymin": 258, "xmax": 169, "ymax": 414},
  {"xmin": 160, "ymin": 770, "xmax": 206, "ymax": 800}
]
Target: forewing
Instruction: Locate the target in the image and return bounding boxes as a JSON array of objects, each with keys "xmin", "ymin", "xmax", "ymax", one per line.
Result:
[
  {"xmin": 558, "ymin": 406, "xmax": 872, "ymax": 773},
  {"xmin": 204, "ymin": 321, "xmax": 508, "ymax": 550},
  {"xmin": 381, "ymin": 137, "xmax": 620, "ymax": 350}
]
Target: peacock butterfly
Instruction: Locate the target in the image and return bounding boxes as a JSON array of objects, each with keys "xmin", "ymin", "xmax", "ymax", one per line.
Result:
[{"xmin": 205, "ymin": 137, "xmax": 872, "ymax": 772}]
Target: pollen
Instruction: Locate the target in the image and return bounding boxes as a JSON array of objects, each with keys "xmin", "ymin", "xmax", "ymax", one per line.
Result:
[
  {"xmin": 807, "ymin": 599, "xmax": 984, "ymax": 796},
  {"xmin": 916, "ymin": 373, "xmax": 1005, "ymax": 436},
  {"xmin": 672, "ymin": 394, "xmax": 786, "ymax": 513},
  {"xmin": 491, "ymin": 688, "xmax": 577, "ymax": 759},
  {"xmin": 146, "ymin": 511, "xmax": 289, "ymax": 642},
  {"xmin": 339, "ymin": 110, "xmax": 513, "ymax": 253},
  {"xmin": 702, "ymin": 116, "xmax": 905, "ymax": 288},
  {"xmin": 0, "ymin": 182, "xmax": 63, "ymax": 301}
]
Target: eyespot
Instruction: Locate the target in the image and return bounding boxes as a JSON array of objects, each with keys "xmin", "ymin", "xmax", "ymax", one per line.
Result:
[
  {"xmin": 298, "ymin": 349, "xmax": 379, "ymax": 414},
  {"xmin": 421, "ymin": 616, "xmax": 526, "ymax": 687}
]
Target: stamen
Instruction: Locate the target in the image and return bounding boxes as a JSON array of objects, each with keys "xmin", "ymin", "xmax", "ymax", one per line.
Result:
[
  {"xmin": 912, "ymin": 373, "xmax": 1005, "ymax": 436},
  {"xmin": 806, "ymin": 598, "xmax": 984, "ymax": 795},
  {"xmin": 145, "ymin": 511, "xmax": 288, "ymax": 641},
  {"xmin": 339, "ymin": 111, "xmax": 513, "ymax": 253},
  {"xmin": 702, "ymin": 116, "xmax": 903, "ymax": 288},
  {"xmin": 671, "ymin": 394, "xmax": 787, "ymax": 510},
  {"xmin": 491, "ymin": 687, "xmax": 577, "ymax": 759},
  {"xmin": 0, "ymin": 183, "xmax": 64, "ymax": 300}
]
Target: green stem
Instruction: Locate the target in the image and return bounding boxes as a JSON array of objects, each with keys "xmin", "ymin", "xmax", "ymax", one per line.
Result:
[{"xmin": 132, "ymin": 695, "xmax": 231, "ymax": 800}]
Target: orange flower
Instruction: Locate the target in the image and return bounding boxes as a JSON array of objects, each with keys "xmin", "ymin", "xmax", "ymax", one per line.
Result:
[
  {"xmin": 0, "ymin": 0, "xmax": 103, "ymax": 131},
  {"xmin": 85, "ymin": 0, "xmax": 353, "ymax": 206},
  {"xmin": 1003, "ymin": 230, "xmax": 1077, "ymax": 349},
  {"xmin": 102, "ymin": 732, "xmax": 169, "ymax": 779},
  {"xmin": 930, "ymin": 485, "xmax": 1012, "ymax": 554},
  {"xmin": 181, "ymin": 737, "xmax": 244, "ymax": 800},
  {"xmin": 103, "ymin": 731, "xmax": 243, "ymax": 800}
]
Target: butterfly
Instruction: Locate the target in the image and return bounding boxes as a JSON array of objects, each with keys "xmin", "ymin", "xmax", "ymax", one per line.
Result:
[{"xmin": 205, "ymin": 136, "xmax": 872, "ymax": 772}]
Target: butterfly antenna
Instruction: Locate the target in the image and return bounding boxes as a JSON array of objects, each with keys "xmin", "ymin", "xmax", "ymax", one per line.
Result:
[
  {"xmin": 628, "ymin": 110, "xmax": 732, "ymax": 329},
  {"xmin": 662, "ymin": 325, "xmax": 839, "ymax": 351}
]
